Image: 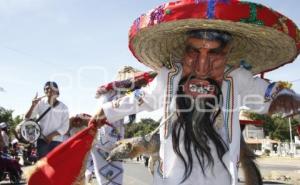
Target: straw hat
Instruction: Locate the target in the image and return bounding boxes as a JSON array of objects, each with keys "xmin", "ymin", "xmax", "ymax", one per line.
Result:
[
  {"xmin": 129, "ymin": 0, "xmax": 300, "ymax": 74},
  {"xmin": 115, "ymin": 66, "xmax": 142, "ymax": 81}
]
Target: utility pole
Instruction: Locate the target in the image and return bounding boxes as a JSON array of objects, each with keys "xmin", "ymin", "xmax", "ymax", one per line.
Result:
[{"xmin": 289, "ymin": 117, "xmax": 294, "ymax": 156}]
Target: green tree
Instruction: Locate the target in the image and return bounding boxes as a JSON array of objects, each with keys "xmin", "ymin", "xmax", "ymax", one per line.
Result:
[
  {"xmin": 12, "ymin": 115, "xmax": 23, "ymax": 128},
  {"xmin": 0, "ymin": 106, "xmax": 24, "ymax": 138},
  {"xmin": 125, "ymin": 118, "xmax": 159, "ymax": 138},
  {"xmin": 249, "ymin": 112, "xmax": 299, "ymax": 141},
  {"xmin": 0, "ymin": 106, "xmax": 14, "ymax": 125}
]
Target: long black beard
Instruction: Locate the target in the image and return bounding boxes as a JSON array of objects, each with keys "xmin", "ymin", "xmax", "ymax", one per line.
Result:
[{"xmin": 172, "ymin": 77, "xmax": 229, "ymax": 183}]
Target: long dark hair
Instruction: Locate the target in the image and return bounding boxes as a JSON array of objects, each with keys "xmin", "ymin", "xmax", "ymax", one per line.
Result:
[{"xmin": 172, "ymin": 77, "xmax": 229, "ymax": 183}]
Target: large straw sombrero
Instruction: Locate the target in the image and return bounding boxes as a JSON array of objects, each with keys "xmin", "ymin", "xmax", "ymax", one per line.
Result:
[
  {"xmin": 129, "ymin": 0, "xmax": 300, "ymax": 74},
  {"xmin": 115, "ymin": 66, "xmax": 142, "ymax": 81}
]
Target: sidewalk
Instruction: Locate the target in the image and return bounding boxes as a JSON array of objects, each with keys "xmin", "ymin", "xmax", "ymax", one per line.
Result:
[
  {"xmin": 258, "ymin": 156, "xmax": 300, "ymax": 165},
  {"xmin": 256, "ymin": 156, "xmax": 300, "ymax": 185}
]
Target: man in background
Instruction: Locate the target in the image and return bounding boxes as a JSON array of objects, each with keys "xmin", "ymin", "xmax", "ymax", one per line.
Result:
[{"xmin": 25, "ymin": 81, "xmax": 69, "ymax": 159}]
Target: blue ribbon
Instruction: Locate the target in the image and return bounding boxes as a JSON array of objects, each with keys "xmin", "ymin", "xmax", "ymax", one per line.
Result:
[
  {"xmin": 133, "ymin": 17, "xmax": 141, "ymax": 31},
  {"xmin": 195, "ymin": 0, "xmax": 230, "ymax": 19},
  {"xmin": 264, "ymin": 82, "xmax": 276, "ymax": 101}
]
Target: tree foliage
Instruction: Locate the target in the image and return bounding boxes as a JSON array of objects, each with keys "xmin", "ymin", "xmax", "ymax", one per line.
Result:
[
  {"xmin": 125, "ymin": 114, "xmax": 300, "ymax": 142},
  {"xmin": 125, "ymin": 118, "xmax": 159, "ymax": 138},
  {"xmin": 0, "ymin": 106, "xmax": 23, "ymax": 138},
  {"xmin": 0, "ymin": 107, "xmax": 14, "ymax": 124},
  {"xmin": 248, "ymin": 112, "xmax": 299, "ymax": 141}
]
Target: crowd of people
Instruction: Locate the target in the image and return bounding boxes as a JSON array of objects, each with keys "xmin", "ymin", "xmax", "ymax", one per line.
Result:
[{"xmin": 0, "ymin": 122, "xmax": 23, "ymax": 183}]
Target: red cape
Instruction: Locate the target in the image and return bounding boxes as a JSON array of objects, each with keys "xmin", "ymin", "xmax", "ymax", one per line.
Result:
[{"xmin": 28, "ymin": 125, "xmax": 97, "ymax": 185}]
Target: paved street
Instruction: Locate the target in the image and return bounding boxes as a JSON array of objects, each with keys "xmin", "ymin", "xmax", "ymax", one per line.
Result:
[
  {"xmin": 122, "ymin": 162, "xmax": 294, "ymax": 185},
  {"xmin": 1, "ymin": 157, "xmax": 299, "ymax": 185},
  {"xmin": 123, "ymin": 162, "xmax": 153, "ymax": 185}
]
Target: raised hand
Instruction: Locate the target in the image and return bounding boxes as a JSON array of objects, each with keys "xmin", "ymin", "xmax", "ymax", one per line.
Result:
[
  {"xmin": 88, "ymin": 108, "xmax": 107, "ymax": 128},
  {"xmin": 32, "ymin": 92, "xmax": 45, "ymax": 106}
]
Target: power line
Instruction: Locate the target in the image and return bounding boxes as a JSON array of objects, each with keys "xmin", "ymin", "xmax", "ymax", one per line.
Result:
[
  {"xmin": 1, "ymin": 44, "xmax": 91, "ymax": 78},
  {"xmin": 1, "ymin": 45, "xmax": 61, "ymax": 68},
  {"xmin": 291, "ymin": 78, "xmax": 300, "ymax": 83},
  {"xmin": 1, "ymin": 44, "xmax": 110, "ymax": 90}
]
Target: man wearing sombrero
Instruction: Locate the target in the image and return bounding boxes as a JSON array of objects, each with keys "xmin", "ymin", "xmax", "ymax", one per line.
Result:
[
  {"xmin": 89, "ymin": 0, "xmax": 300, "ymax": 184},
  {"xmin": 27, "ymin": 0, "xmax": 300, "ymax": 185}
]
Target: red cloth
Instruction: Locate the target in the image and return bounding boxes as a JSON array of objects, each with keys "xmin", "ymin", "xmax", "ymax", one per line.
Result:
[
  {"xmin": 28, "ymin": 125, "xmax": 97, "ymax": 185},
  {"xmin": 95, "ymin": 71, "xmax": 157, "ymax": 96}
]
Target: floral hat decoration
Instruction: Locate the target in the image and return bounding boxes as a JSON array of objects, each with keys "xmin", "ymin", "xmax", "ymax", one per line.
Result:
[{"xmin": 129, "ymin": 0, "xmax": 300, "ymax": 74}]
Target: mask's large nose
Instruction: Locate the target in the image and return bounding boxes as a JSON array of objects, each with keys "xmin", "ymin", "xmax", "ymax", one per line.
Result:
[{"xmin": 194, "ymin": 51, "xmax": 211, "ymax": 79}]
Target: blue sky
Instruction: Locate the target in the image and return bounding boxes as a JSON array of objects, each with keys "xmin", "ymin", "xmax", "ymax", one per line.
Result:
[{"xmin": 0, "ymin": 0, "xmax": 300, "ymax": 120}]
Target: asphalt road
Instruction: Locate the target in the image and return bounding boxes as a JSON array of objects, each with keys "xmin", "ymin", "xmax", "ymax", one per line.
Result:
[
  {"xmin": 123, "ymin": 162, "xmax": 152, "ymax": 185},
  {"xmin": 260, "ymin": 163, "xmax": 300, "ymax": 171},
  {"xmin": 122, "ymin": 162, "xmax": 292, "ymax": 185},
  {"xmin": 1, "ymin": 159, "xmax": 297, "ymax": 185}
]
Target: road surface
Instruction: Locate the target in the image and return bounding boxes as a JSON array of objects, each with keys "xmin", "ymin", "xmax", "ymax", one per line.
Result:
[{"xmin": 1, "ymin": 158, "xmax": 298, "ymax": 185}]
